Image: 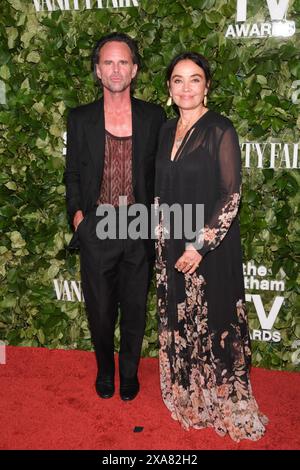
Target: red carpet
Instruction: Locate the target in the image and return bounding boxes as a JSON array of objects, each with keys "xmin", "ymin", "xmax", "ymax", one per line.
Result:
[{"xmin": 0, "ymin": 346, "xmax": 299, "ymax": 450}]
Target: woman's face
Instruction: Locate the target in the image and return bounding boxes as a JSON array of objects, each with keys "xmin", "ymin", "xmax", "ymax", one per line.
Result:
[{"xmin": 168, "ymin": 59, "xmax": 209, "ymax": 111}]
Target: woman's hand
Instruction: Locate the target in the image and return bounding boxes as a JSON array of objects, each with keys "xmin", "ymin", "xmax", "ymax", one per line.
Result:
[{"xmin": 175, "ymin": 245, "xmax": 202, "ymax": 274}]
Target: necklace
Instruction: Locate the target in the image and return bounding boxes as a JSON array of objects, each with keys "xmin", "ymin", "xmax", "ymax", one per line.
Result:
[{"xmin": 174, "ymin": 109, "xmax": 207, "ymax": 149}]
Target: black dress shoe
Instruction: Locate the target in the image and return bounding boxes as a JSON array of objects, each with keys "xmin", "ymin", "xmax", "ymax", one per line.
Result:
[
  {"xmin": 120, "ymin": 377, "xmax": 140, "ymax": 401},
  {"xmin": 95, "ymin": 376, "xmax": 115, "ymax": 399}
]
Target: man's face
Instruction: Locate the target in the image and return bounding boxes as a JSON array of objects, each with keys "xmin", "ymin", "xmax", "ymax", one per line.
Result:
[{"xmin": 96, "ymin": 41, "xmax": 138, "ymax": 93}]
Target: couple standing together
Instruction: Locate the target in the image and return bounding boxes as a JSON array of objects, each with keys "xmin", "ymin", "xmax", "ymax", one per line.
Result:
[{"xmin": 64, "ymin": 32, "xmax": 268, "ymax": 442}]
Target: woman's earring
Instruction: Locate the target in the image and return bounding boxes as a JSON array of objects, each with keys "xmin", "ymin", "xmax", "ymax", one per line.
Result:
[
  {"xmin": 204, "ymin": 94, "xmax": 208, "ymax": 107},
  {"xmin": 167, "ymin": 95, "xmax": 173, "ymax": 106}
]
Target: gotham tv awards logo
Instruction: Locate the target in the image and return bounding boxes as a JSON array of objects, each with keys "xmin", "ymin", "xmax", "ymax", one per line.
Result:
[
  {"xmin": 244, "ymin": 261, "xmax": 285, "ymax": 343},
  {"xmin": 225, "ymin": 0, "xmax": 295, "ymax": 38}
]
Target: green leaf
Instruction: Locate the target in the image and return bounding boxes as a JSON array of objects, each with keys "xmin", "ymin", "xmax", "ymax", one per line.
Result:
[
  {"xmin": 256, "ymin": 75, "xmax": 267, "ymax": 86},
  {"xmin": 7, "ymin": 0, "xmax": 23, "ymax": 11},
  {"xmin": 37, "ymin": 329, "xmax": 45, "ymax": 345},
  {"xmin": 0, "ymin": 295, "xmax": 17, "ymax": 309},
  {"xmin": 10, "ymin": 231, "xmax": 26, "ymax": 249},
  {"xmin": 6, "ymin": 27, "xmax": 18, "ymax": 49},
  {"xmin": 26, "ymin": 51, "xmax": 41, "ymax": 63},
  {"xmin": 5, "ymin": 181, "xmax": 17, "ymax": 190},
  {"xmin": 0, "ymin": 65, "xmax": 10, "ymax": 80}
]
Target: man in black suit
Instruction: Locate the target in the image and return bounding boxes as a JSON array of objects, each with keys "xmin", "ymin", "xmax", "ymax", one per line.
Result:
[{"xmin": 64, "ymin": 33, "xmax": 165, "ymax": 401}]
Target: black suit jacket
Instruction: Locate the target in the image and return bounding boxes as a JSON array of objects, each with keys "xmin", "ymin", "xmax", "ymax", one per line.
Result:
[{"xmin": 64, "ymin": 96, "xmax": 166, "ymax": 254}]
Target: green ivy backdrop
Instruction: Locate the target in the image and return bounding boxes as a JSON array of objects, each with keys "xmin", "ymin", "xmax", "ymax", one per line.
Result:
[{"xmin": 0, "ymin": 0, "xmax": 299, "ymax": 370}]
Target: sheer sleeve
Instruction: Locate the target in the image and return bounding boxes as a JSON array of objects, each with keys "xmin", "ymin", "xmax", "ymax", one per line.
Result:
[{"xmin": 197, "ymin": 125, "xmax": 242, "ymax": 256}]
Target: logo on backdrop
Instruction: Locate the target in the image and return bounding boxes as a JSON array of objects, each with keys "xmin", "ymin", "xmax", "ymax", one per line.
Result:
[
  {"xmin": 54, "ymin": 260, "xmax": 284, "ymax": 343},
  {"xmin": 241, "ymin": 142, "xmax": 300, "ymax": 169},
  {"xmin": 54, "ymin": 279, "xmax": 84, "ymax": 302},
  {"xmin": 63, "ymin": 134, "xmax": 300, "ymax": 170},
  {"xmin": 32, "ymin": 0, "xmax": 139, "ymax": 12},
  {"xmin": 225, "ymin": 0, "xmax": 295, "ymax": 38},
  {"xmin": 244, "ymin": 261, "xmax": 284, "ymax": 342}
]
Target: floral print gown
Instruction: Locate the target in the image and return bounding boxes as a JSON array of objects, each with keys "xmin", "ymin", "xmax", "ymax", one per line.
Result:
[{"xmin": 155, "ymin": 110, "xmax": 268, "ymax": 442}]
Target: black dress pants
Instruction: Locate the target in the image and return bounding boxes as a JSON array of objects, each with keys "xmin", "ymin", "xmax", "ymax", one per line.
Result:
[{"xmin": 77, "ymin": 208, "xmax": 149, "ymax": 380}]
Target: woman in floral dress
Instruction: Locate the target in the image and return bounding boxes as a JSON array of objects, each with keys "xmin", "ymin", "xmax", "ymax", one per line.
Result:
[{"xmin": 155, "ymin": 52, "xmax": 268, "ymax": 442}]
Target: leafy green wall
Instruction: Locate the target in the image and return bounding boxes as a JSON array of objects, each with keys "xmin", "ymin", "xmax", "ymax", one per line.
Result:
[{"xmin": 0, "ymin": 0, "xmax": 299, "ymax": 370}]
